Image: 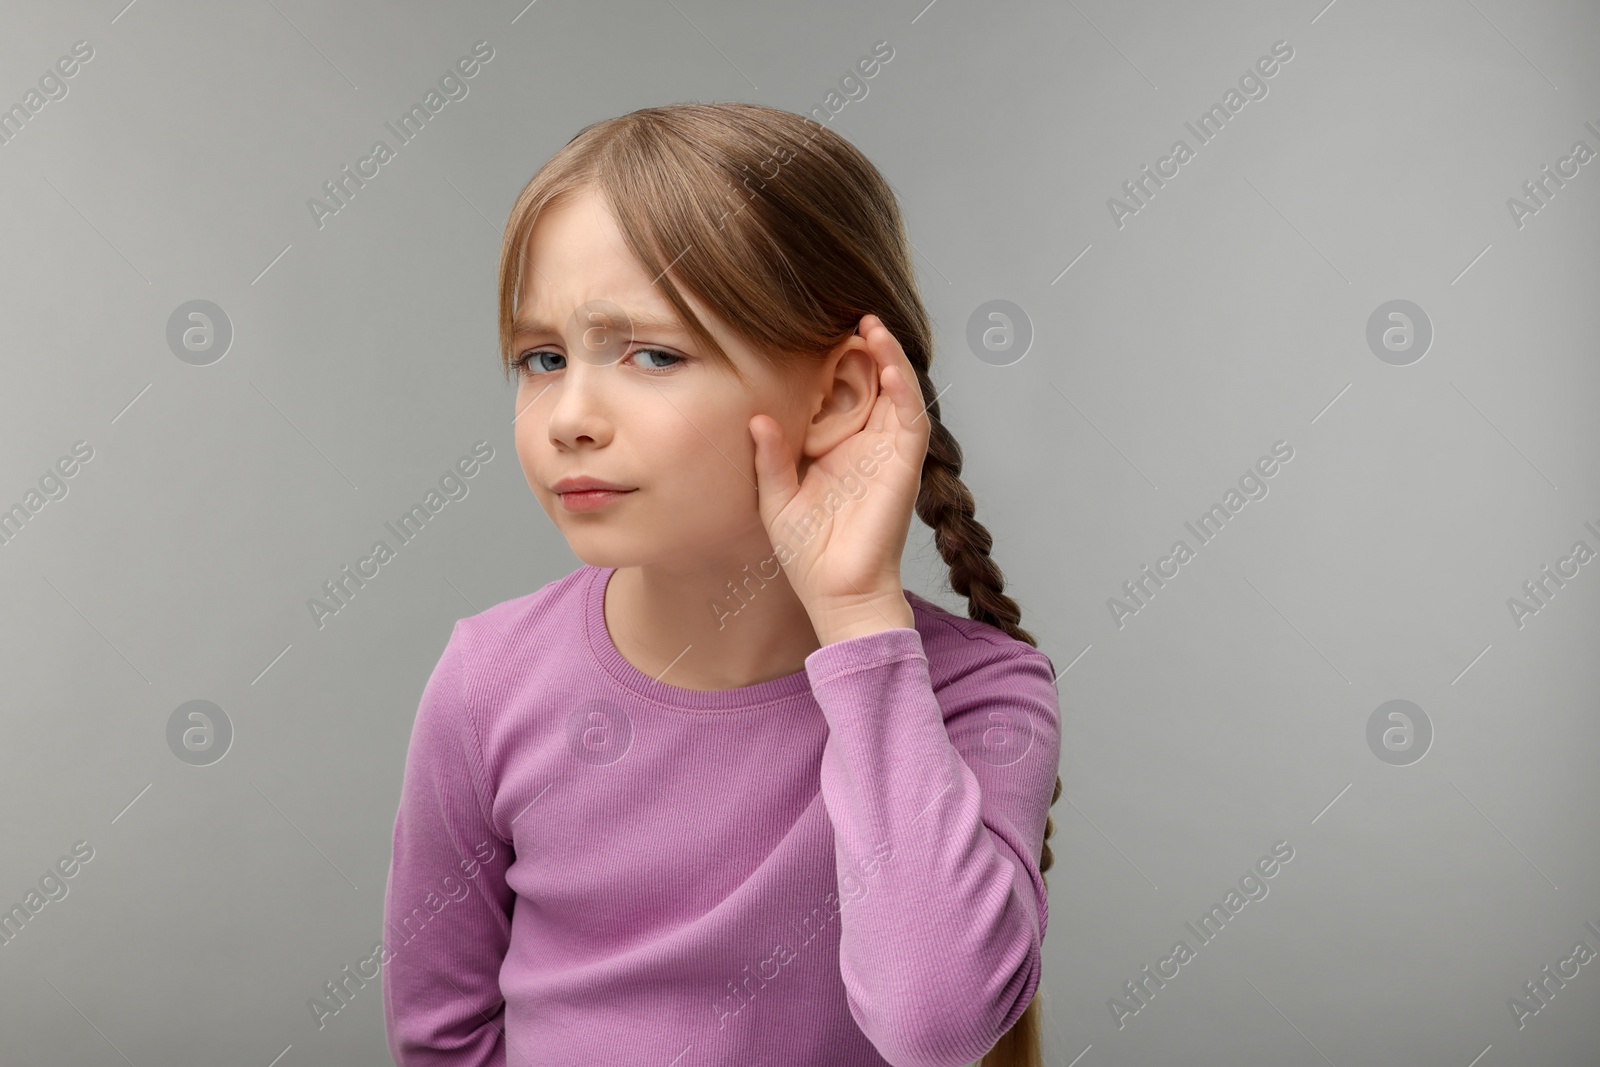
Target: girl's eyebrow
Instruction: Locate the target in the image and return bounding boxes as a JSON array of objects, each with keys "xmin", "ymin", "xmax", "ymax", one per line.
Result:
[{"xmin": 512, "ymin": 310, "xmax": 688, "ymax": 335}]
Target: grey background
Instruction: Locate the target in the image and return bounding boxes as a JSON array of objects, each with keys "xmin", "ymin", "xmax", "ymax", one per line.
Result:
[{"xmin": 2, "ymin": 0, "xmax": 1597, "ymax": 1064}]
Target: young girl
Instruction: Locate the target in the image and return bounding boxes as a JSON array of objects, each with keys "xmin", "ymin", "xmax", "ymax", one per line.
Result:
[{"xmin": 382, "ymin": 102, "xmax": 1063, "ymax": 1067}]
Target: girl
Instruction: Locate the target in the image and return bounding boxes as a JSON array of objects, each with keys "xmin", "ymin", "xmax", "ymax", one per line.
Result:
[{"xmin": 383, "ymin": 103, "xmax": 1063, "ymax": 1067}]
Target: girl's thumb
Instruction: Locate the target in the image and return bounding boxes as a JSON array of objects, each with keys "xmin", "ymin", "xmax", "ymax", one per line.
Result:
[{"xmin": 749, "ymin": 415, "xmax": 797, "ymax": 508}]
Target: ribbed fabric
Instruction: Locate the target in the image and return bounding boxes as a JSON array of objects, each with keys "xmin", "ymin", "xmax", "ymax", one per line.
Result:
[{"xmin": 382, "ymin": 564, "xmax": 1061, "ymax": 1067}]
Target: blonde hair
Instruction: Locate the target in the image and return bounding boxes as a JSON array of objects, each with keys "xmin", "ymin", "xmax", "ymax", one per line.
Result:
[{"xmin": 496, "ymin": 102, "xmax": 1061, "ymax": 1067}]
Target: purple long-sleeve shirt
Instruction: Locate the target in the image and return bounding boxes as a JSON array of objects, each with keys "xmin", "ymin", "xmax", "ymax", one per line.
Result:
[{"xmin": 381, "ymin": 564, "xmax": 1061, "ymax": 1067}]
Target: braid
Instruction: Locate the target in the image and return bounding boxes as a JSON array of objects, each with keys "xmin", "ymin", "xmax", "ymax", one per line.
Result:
[
  {"xmin": 912, "ymin": 368, "xmax": 1062, "ymax": 880},
  {"xmin": 913, "ymin": 366, "xmax": 1061, "ymax": 1067}
]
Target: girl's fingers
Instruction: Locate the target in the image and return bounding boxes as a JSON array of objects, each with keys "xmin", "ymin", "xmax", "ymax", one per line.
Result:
[
  {"xmin": 864, "ymin": 324, "xmax": 925, "ymax": 435},
  {"xmin": 894, "ymin": 361, "xmax": 919, "ymax": 410},
  {"xmin": 859, "ymin": 314, "xmax": 915, "ymax": 430},
  {"xmin": 876, "ymin": 364, "xmax": 902, "ymax": 431}
]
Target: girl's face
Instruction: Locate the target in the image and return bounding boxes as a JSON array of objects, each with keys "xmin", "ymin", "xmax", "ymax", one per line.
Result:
[{"xmin": 511, "ymin": 186, "xmax": 813, "ymax": 571}]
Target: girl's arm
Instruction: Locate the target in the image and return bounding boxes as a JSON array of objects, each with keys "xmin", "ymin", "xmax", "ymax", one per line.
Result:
[
  {"xmin": 383, "ymin": 620, "xmax": 517, "ymax": 1067},
  {"xmin": 805, "ymin": 625, "xmax": 1062, "ymax": 1067}
]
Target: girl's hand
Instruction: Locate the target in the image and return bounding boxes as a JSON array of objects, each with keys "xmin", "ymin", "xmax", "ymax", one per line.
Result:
[{"xmin": 748, "ymin": 314, "xmax": 929, "ymax": 645}]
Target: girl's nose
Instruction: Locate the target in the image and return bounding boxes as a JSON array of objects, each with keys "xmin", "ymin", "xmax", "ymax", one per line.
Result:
[{"xmin": 546, "ymin": 363, "xmax": 613, "ymax": 450}]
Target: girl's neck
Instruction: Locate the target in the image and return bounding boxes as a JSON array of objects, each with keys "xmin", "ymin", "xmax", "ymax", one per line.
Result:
[{"xmin": 603, "ymin": 556, "xmax": 823, "ymax": 692}]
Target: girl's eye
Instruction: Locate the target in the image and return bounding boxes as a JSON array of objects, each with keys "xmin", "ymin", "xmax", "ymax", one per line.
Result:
[
  {"xmin": 514, "ymin": 350, "xmax": 566, "ymax": 376},
  {"xmin": 629, "ymin": 348, "xmax": 682, "ymax": 373},
  {"xmin": 513, "ymin": 347, "xmax": 683, "ymax": 377}
]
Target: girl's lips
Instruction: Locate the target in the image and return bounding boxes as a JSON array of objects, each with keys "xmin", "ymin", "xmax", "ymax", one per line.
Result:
[{"xmin": 558, "ymin": 488, "xmax": 636, "ymax": 512}]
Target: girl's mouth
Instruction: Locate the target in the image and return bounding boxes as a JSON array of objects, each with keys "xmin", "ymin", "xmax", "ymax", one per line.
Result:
[{"xmin": 559, "ymin": 488, "xmax": 636, "ymax": 512}]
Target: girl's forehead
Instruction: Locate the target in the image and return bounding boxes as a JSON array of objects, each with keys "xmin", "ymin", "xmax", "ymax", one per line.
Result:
[
  {"xmin": 517, "ymin": 259, "xmax": 692, "ymax": 340},
  {"xmin": 517, "ymin": 194, "xmax": 713, "ymax": 335}
]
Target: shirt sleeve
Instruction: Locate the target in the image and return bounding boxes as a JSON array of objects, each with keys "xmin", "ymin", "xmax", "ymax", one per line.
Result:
[
  {"xmin": 383, "ymin": 619, "xmax": 518, "ymax": 1067},
  {"xmin": 804, "ymin": 624, "xmax": 1062, "ymax": 1067}
]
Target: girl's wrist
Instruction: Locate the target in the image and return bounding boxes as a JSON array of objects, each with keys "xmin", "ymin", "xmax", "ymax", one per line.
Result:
[{"xmin": 810, "ymin": 589, "xmax": 915, "ymax": 646}]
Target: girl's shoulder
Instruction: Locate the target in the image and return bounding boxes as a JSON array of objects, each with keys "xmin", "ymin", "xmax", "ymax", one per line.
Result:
[
  {"xmin": 446, "ymin": 565, "xmax": 593, "ymax": 670},
  {"xmin": 904, "ymin": 588, "xmax": 1055, "ymax": 678},
  {"xmin": 903, "ymin": 591, "xmax": 1060, "ymax": 741}
]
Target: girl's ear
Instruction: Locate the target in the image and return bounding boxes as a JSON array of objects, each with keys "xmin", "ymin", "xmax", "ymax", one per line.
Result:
[{"xmin": 799, "ymin": 334, "xmax": 876, "ymax": 461}]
